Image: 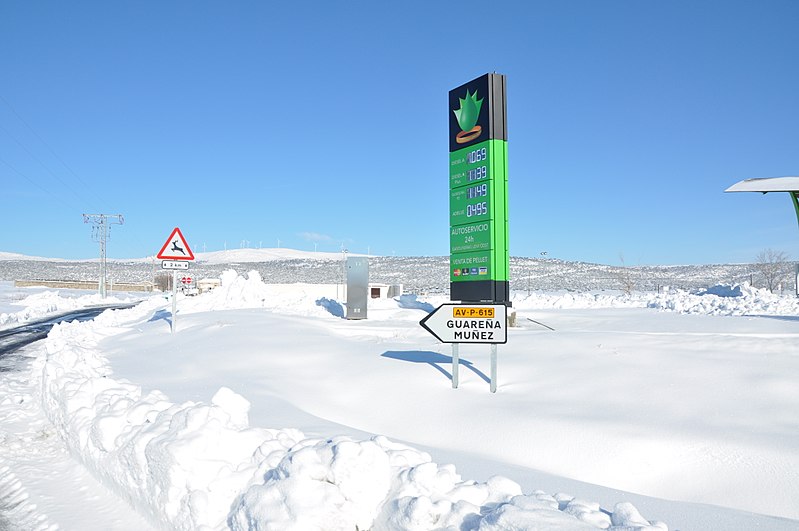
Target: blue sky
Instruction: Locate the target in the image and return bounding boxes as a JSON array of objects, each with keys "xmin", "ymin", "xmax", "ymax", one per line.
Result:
[{"xmin": 1, "ymin": 1, "xmax": 797, "ymax": 265}]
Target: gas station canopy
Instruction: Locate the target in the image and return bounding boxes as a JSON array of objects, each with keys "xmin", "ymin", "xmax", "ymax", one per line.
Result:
[
  {"xmin": 725, "ymin": 176, "xmax": 799, "ymax": 232},
  {"xmin": 725, "ymin": 176, "xmax": 799, "ymax": 193}
]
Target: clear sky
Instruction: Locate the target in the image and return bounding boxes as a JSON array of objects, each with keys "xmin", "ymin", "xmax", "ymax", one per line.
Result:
[{"xmin": 1, "ymin": 1, "xmax": 798, "ymax": 265}]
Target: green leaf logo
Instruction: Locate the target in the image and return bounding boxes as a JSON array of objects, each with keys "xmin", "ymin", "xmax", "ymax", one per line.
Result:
[{"xmin": 453, "ymin": 90, "xmax": 483, "ymax": 133}]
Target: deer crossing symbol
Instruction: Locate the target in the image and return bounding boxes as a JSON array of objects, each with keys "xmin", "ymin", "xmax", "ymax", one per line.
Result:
[{"xmin": 171, "ymin": 239, "xmax": 186, "ymax": 255}]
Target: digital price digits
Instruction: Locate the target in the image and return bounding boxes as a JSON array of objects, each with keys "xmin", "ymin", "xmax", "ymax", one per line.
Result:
[
  {"xmin": 467, "ymin": 183, "xmax": 488, "ymax": 199},
  {"xmin": 467, "ymin": 147, "xmax": 488, "ymax": 183},
  {"xmin": 468, "ymin": 166, "xmax": 487, "ymax": 182},
  {"xmin": 468, "ymin": 147, "xmax": 487, "ymax": 163},
  {"xmin": 467, "ymin": 202, "xmax": 488, "ymax": 217}
]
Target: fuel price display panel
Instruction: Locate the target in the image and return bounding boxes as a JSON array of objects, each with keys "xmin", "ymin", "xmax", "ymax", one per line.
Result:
[{"xmin": 448, "ymin": 73, "xmax": 509, "ymax": 303}]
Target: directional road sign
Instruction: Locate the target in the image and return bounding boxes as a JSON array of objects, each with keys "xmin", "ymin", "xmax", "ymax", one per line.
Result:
[{"xmin": 420, "ymin": 303, "xmax": 507, "ymax": 344}]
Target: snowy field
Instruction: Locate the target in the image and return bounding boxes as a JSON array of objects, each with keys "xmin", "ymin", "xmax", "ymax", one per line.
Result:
[{"xmin": 0, "ymin": 268, "xmax": 798, "ymax": 530}]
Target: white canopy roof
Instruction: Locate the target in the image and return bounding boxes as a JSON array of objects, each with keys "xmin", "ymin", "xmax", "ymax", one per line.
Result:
[{"xmin": 725, "ymin": 176, "xmax": 799, "ymax": 193}]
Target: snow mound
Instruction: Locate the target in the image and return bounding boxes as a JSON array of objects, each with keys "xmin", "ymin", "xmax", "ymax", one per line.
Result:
[
  {"xmin": 646, "ymin": 284, "xmax": 799, "ymax": 316},
  {"xmin": 178, "ymin": 270, "xmax": 347, "ymax": 320},
  {"xmin": 512, "ymin": 291, "xmax": 646, "ymax": 310},
  {"xmin": 0, "ymin": 290, "xmax": 131, "ymax": 327},
  {"xmin": 510, "ymin": 284, "xmax": 799, "ymax": 317},
  {"xmin": 27, "ymin": 277, "xmax": 669, "ymax": 530}
]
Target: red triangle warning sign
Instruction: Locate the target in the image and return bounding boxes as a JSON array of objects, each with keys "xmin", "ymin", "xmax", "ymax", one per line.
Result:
[{"xmin": 157, "ymin": 227, "xmax": 195, "ymax": 261}]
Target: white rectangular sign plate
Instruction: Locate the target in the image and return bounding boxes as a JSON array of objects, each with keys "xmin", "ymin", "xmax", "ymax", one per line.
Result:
[{"xmin": 162, "ymin": 260, "xmax": 189, "ymax": 270}]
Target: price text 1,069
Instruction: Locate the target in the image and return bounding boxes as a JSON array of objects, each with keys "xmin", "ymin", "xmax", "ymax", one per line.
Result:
[{"xmin": 468, "ymin": 147, "xmax": 487, "ymax": 163}]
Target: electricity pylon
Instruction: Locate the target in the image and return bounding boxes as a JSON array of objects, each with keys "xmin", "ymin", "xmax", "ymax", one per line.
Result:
[{"xmin": 82, "ymin": 214, "xmax": 124, "ymax": 298}]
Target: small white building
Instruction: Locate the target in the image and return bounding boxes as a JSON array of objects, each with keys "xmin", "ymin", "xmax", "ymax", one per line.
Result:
[
  {"xmin": 368, "ymin": 283, "xmax": 403, "ymax": 299},
  {"xmin": 197, "ymin": 278, "xmax": 222, "ymax": 293}
]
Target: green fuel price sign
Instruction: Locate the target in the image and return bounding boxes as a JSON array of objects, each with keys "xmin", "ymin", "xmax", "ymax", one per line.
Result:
[{"xmin": 448, "ymin": 74, "xmax": 509, "ymax": 303}]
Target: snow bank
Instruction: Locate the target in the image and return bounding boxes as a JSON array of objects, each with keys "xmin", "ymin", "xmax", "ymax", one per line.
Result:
[
  {"xmin": 511, "ymin": 290, "xmax": 646, "ymax": 310},
  {"xmin": 32, "ymin": 272, "xmax": 669, "ymax": 530},
  {"xmin": 511, "ymin": 284, "xmax": 799, "ymax": 317},
  {"xmin": 646, "ymin": 284, "xmax": 799, "ymax": 316},
  {"xmin": 179, "ymin": 270, "xmax": 343, "ymax": 320},
  {"xmin": 0, "ymin": 290, "xmax": 132, "ymax": 327}
]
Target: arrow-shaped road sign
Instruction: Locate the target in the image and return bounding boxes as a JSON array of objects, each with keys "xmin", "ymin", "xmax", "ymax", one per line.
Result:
[{"xmin": 420, "ymin": 303, "xmax": 507, "ymax": 344}]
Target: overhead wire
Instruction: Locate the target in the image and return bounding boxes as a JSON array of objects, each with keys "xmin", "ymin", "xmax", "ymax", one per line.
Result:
[
  {"xmin": 0, "ymin": 121, "xmax": 89, "ymax": 211},
  {"xmin": 0, "ymin": 93, "xmax": 154, "ymax": 258},
  {"xmin": 0, "ymin": 93, "xmax": 105, "ymax": 211},
  {"xmin": 0, "ymin": 153, "xmax": 76, "ymax": 209}
]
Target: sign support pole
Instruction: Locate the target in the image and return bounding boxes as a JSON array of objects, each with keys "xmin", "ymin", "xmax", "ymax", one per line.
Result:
[
  {"xmin": 156, "ymin": 226, "xmax": 194, "ymax": 334},
  {"xmin": 490, "ymin": 344, "xmax": 497, "ymax": 393},
  {"xmin": 171, "ymin": 269, "xmax": 177, "ymax": 334},
  {"xmin": 451, "ymin": 343, "xmax": 460, "ymax": 389}
]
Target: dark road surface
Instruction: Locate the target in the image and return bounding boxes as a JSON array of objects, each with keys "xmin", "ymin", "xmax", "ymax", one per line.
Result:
[{"xmin": 0, "ymin": 303, "xmax": 137, "ymax": 362}]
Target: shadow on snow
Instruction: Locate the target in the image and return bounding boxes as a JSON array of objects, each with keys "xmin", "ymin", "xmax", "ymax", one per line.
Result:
[
  {"xmin": 381, "ymin": 350, "xmax": 490, "ymax": 384},
  {"xmin": 148, "ymin": 309, "xmax": 173, "ymax": 326}
]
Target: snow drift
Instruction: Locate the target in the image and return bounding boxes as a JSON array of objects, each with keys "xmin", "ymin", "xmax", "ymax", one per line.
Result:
[{"xmin": 27, "ymin": 273, "xmax": 670, "ymax": 530}]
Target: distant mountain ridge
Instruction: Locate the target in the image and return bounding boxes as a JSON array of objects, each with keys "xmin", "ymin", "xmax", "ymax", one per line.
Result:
[
  {"xmin": 0, "ymin": 248, "xmax": 363, "ymax": 263},
  {"xmin": 1, "ymin": 249, "xmax": 790, "ymax": 294}
]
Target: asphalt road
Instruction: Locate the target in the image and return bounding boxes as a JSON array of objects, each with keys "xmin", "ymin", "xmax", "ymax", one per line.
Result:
[{"xmin": 0, "ymin": 304, "xmax": 137, "ymax": 363}]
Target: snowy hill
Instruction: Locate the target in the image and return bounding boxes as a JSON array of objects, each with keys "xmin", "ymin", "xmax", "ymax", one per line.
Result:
[
  {"xmin": 0, "ymin": 251, "xmax": 57, "ymax": 262},
  {"xmin": 0, "ymin": 248, "xmax": 793, "ymax": 295}
]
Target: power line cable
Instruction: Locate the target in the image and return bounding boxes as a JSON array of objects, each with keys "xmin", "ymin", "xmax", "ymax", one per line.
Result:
[
  {"xmin": 0, "ymin": 121, "xmax": 89, "ymax": 209},
  {"xmin": 0, "ymin": 93, "xmax": 104, "ymax": 210},
  {"xmin": 0, "ymin": 154, "xmax": 77, "ymax": 210},
  {"xmin": 0, "ymin": 94, "xmax": 154, "ymax": 258}
]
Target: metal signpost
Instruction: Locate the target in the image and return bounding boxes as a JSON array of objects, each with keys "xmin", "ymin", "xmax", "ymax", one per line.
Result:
[
  {"xmin": 420, "ymin": 303, "xmax": 507, "ymax": 392},
  {"xmin": 156, "ymin": 227, "xmax": 195, "ymax": 333}
]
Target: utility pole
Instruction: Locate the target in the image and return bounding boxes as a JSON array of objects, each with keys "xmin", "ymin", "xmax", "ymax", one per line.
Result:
[{"xmin": 82, "ymin": 214, "xmax": 124, "ymax": 298}]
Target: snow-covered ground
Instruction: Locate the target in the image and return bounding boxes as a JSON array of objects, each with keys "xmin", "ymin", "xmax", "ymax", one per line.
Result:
[{"xmin": 0, "ymin": 272, "xmax": 798, "ymax": 530}]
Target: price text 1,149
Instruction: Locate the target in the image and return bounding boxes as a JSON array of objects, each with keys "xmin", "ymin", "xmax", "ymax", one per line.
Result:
[{"xmin": 467, "ymin": 183, "xmax": 488, "ymax": 199}]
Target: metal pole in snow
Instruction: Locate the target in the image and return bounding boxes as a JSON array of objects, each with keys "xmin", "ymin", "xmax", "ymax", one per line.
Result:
[
  {"xmin": 171, "ymin": 269, "xmax": 177, "ymax": 333},
  {"xmin": 452, "ymin": 343, "xmax": 459, "ymax": 389},
  {"xmin": 490, "ymin": 344, "xmax": 497, "ymax": 393}
]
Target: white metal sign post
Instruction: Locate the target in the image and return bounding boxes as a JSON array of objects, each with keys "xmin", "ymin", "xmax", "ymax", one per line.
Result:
[
  {"xmin": 156, "ymin": 227, "xmax": 195, "ymax": 333},
  {"xmin": 420, "ymin": 303, "xmax": 507, "ymax": 392}
]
